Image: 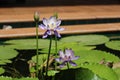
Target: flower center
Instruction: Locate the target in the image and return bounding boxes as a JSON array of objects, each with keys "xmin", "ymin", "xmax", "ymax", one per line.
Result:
[
  {"xmin": 63, "ymin": 55, "xmax": 71, "ymax": 61},
  {"xmin": 49, "ymin": 23, "xmax": 56, "ymax": 30}
]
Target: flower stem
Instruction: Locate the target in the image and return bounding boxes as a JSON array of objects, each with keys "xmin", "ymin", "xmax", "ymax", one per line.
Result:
[
  {"xmin": 46, "ymin": 35, "xmax": 52, "ymax": 76},
  {"xmin": 36, "ymin": 22, "xmax": 39, "ymax": 77},
  {"xmin": 55, "ymin": 36, "xmax": 58, "ymax": 70},
  {"xmin": 67, "ymin": 62, "xmax": 70, "ymax": 69}
]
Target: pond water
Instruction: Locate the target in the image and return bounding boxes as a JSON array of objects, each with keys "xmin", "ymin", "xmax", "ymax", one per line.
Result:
[{"xmin": 0, "ymin": 31, "xmax": 120, "ymax": 80}]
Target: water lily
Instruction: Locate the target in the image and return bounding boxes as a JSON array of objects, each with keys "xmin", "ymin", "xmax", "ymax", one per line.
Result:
[
  {"xmin": 39, "ymin": 16, "xmax": 64, "ymax": 38},
  {"xmin": 56, "ymin": 48, "xmax": 79, "ymax": 68}
]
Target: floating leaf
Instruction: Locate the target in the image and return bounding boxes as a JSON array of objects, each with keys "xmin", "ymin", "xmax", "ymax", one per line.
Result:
[
  {"xmin": 0, "ymin": 68, "xmax": 5, "ymax": 75},
  {"xmin": 31, "ymin": 54, "xmax": 48, "ymax": 68},
  {"xmin": 17, "ymin": 77, "xmax": 39, "ymax": 80},
  {"xmin": 56, "ymin": 50, "xmax": 119, "ymax": 70},
  {"xmin": 47, "ymin": 70, "xmax": 59, "ymax": 76},
  {"xmin": 5, "ymin": 38, "xmax": 55, "ymax": 50},
  {"xmin": 0, "ymin": 60, "xmax": 12, "ymax": 65},
  {"xmin": 0, "ymin": 76, "xmax": 38, "ymax": 80},
  {"xmin": 40, "ymin": 42, "xmax": 95, "ymax": 54},
  {"xmin": 55, "ymin": 68, "xmax": 106, "ymax": 80},
  {"xmin": 0, "ymin": 46, "xmax": 18, "ymax": 60},
  {"xmin": 74, "ymin": 50, "xmax": 120, "ymax": 65},
  {"xmin": 0, "ymin": 76, "xmax": 12, "ymax": 80},
  {"xmin": 105, "ymin": 40, "xmax": 120, "ymax": 50},
  {"xmin": 81, "ymin": 64, "xmax": 118, "ymax": 80},
  {"xmin": 75, "ymin": 68, "xmax": 106, "ymax": 80},
  {"xmin": 61, "ymin": 35, "xmax": 109, "ymax": 45},
  {"xmin": 114, "ymin": 68, "xmax": 120, "ymax": 80},
  {"xmin": 0, "ymin": 61, "xmax": 6, "ymax": 65}
]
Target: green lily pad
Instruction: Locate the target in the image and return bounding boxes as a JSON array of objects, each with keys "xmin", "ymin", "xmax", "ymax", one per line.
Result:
[
  {"xmin": 60, "ymin": 35, "xmax": 109, "ymax": 45},
  {"xmin": 75, "ymin": 68, "xmax": 106, "ymax": 80},
  {"xmin": 0, "ymin": 61, "xmax": 6, "ymax": 65},
  {"xmin": 105, "ymin": 40, "xmax": 120, "ymax": 51},
  {"xmin": 57, "ymin": 50, "xmax": 120, "ymax": 70},
  {"xmin": 114, "ymin": 68, "xmax": 120, "ymax": 80},
  {"xmin": 0, "ymin": 67, "xmax": 5, "ymax": 75},
  {"xmin": 0, "ymin": 60, "xmax": 12, "ymax": 65},
  {"xmin": 55, "ymin": 68, "xmax": 106, "ymax": 80},
  {"xmin": 0, "ymin": 76, "xmax": 12, "ymax": 80},
  {"xmin": 0, "ymin": 46, "xmax": 18, "ymax": 59},
  {"xmin": 17, "ymin": 77, "xmax": 39, "ymax": 80},
  {"xmin": 47, "ymin": 70, "xmax": 59, "ymax": 76},
  {"xmin": 40, "ymin": 42, "xmax": 95, "ymax": 54},
  {"xmin": 0, "ymin": 76, "xmax": 38, "ymax": 80},
  {"xmin": 31, "ymin": 54, "xmax": 48, "ymax": 69},
  {"xmin": 5, "ymin": 38, "xmax": 55, "ymax": 50},
  {"xmin": 74, "ymin": 50, "xmax": 120, "ymax": 65},
  {"xmin": 81, "ymin": 64, "xmax": 118, "ymax": 80}
]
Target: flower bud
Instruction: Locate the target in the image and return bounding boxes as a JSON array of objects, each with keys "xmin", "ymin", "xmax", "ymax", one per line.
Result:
[
  {"xmin": 34, "ymin": 11, "xmax": 39, "ymax": 22},
  {"xmin": 53, "ymin": 12, "xmax": 58, "ymax": 19}
]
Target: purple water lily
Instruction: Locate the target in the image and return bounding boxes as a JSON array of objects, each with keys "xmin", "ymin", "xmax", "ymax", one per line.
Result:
[
  {"xmin": 39, "ymin": 16, "xmax": 64, "ymax": 38},
  {"xmin": 55, "ymin": 48, "xmax": 79, "ymax": 68}
]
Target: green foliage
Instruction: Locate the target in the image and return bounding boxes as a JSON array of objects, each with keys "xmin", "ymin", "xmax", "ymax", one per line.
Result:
[
  {"xmin": 0, "ymin": 76, "xmax": 38, "ymax": 80},
  {"xmin": 55, "ymin": 68, "xmax": 106, "ymax": 80},
  {"xmin": 0, "ymin": 59, "xmax": 12, "ymax": 65},
  {"xmin": 74, "ymin": 50, "xmax": 120, "ymax": 65},
  {"xmin": 47, "ymin": 70, "xmax": 59, "ymax": 76},
  {"xmin": 31, "ymin": 54, "xmax": 48, "ymax": 69},
  {"xmin": 75, "ymin": 68, "xmax": 106, "ymax": 80},
  {"xmin": 0, "ymin": 67, "xmax": 5, "ymax": 75},
  {"xmin": 0, "ymin": 76, "xmax": 12, "ymax": 80},
  {"xmin": 0, "ymin": 34, "xmax": 119, "ymax": 80},
  {"xmin": 16, "ymin": 77, "xmax": 39, "ymax": 80},
  {"xmin": 80, "ymin": 64, "xmax": 118, "ymax": 80},
  {"xmin": 4, "ymin": 38, "xmax": 55, "ymax": 50},
  {"xmin": 40, "ymin": 42, "xmax": 95, "ymax": 54},
  {"xmin": 105, "ymin": 40, "xmax": 120, "ymax": 51},
  {"xmin": 113, "ymin": 68, "xmax": 120, "ymax": 80},
  {"xmin": 0, "ymin": 46, "xmax": 18, "ymax": 60},
  {"xmin": 60, "ymin": 35, "xmax": 109, "ymax": 45}
]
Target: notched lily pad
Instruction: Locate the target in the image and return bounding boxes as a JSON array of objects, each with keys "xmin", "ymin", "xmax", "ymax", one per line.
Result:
[
  {"xmin": 74, "ymin": 50, "xmax": 120, "ymax": 65},
  {"xmin": 105, "ymin": 40, "xmax": 120, "ymax": 51},
  {"xmin": 61, "ymin": 35, "xmax": 109, "ymax": 45}
]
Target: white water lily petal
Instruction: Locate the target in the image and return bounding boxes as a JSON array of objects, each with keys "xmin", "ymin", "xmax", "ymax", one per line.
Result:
[
  {"xmin": 54, "ymin": 30, "xmax": 61, "ymax": 38},
  {"xmin": 39, "ymin": 24, "xmax": 47, "ymax": 30},
  {"xmin": 59, "ymin": 50, "xmax": 65, "ymax": 59},
  {"xmin": 56, "ymin": 19, "xmax": 61, "ymax": 27},
  {"xmin": 43, "ymin": 18, "xmax": 48, "ymax": 26}
]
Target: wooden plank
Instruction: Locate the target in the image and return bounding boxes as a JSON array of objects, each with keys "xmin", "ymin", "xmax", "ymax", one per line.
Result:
[
  {"xmin": 0, "ymin": 23, "xmax": 120, "ymax": 38},
  {"xmin": 0, "ymin": 5, "xmax": 120, "ymax": 23}
]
